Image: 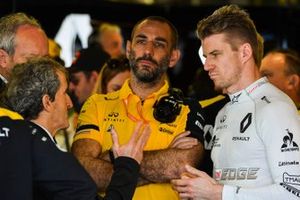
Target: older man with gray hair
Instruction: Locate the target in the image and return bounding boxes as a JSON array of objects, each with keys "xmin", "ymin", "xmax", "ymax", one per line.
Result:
[
  {"xmin": 0, "ymin": 12, "xmax": 48, "ymax": 93},
  {"xmin": 1, "ymin": 57, "xmax": 150, "ymax": 200}
]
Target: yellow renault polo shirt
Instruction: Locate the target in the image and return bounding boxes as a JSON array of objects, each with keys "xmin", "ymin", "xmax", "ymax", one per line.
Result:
[{"xmin": 74, "ymin": 80, "xmax": 205, "ymax": 200}]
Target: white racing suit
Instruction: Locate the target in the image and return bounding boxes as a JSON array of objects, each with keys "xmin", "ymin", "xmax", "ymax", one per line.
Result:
[{"xmin": 212, "ymin": 77, "xmax": 300, "ymax": 200}]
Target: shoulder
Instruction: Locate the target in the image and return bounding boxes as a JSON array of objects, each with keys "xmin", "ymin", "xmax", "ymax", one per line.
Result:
[
  {"xmin": 255, "ymin": 85, "xmax": 296, "ymax": 117},
  {"xmin": 85, "ymin": 91, "xmax": 121, "ymax": 105},
  {"xmin": 0, "ymin": 117, "xmax": 33, "ymax": 148},
  {"xmin": 184, "ymin": 97, "xmax": 203, "ymax": 110},
  {"xmin": 80, "ymin": 92, "xmax": 121, "ymax": 114},
  {"xmin": 0, "ymin": 108, "xmax": 23, "ymax": 119},
  {"xmin": 0, "ymin": 116, "xmax": 32, "ymax": 133},
  {"xmin": 183, "ymin": 97, "xmax": 205, "ymax": 119},
  {"xmin": 253, "ymin": 85, "xmax": 298, "ymax": 125}
]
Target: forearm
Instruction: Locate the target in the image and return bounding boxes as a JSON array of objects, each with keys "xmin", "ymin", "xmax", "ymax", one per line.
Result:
[
  {"xmin": 76, "ymin": 155, "xmax": 113, "ymax": 191},
  {"xmin": 140, "ymin": 143, "xmax": 203, "ymax": 183},
  {"xmin": 104, "ymin": 157, "xmax": 140, "ymax": 200},
  {"xmin": 72, "ymin": 139, "xmax": 114, "ymax": 192}
]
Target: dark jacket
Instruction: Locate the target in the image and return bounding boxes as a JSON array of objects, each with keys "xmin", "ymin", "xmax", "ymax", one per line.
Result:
[
  {"xmin": 0, "ymin": 78, "xmax": 5, "ymax": 94},
  {"xmin": 0, "ymin": 117, "xmax": 33, "ymax": 200},
  {"xmin": 29, "ymin": 122, "xmax": 99, "ymax": 200},
  {"xmin": 0, "ymin": 116, "xmax": 140, "ymax": 200}
]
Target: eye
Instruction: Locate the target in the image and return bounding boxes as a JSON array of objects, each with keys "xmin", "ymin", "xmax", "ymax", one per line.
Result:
[
  {"xmin": 153, "ymin": 42, "xmax": 165, "ymax": 48},
  {"xmin": 211, "ymin": 52, "xmax": 219, "ymax": 57},
  {"xmin": 260, "ymin": 71, "xmax": 272, "ymax": 78},
  {"xmin": 135, "ymin": 39, "xmax": 146, "ymax": 45}
]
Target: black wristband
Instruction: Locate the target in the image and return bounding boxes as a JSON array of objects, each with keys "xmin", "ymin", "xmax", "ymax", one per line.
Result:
[{"xmin": 109, "ymin": 149, "xmax": 115, "ymax": 164}]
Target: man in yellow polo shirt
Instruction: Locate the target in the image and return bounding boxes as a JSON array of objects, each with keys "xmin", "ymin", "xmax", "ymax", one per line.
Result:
[{"xmin": 72, "ymin": 16, "xmax": 206, "ymax": 200}]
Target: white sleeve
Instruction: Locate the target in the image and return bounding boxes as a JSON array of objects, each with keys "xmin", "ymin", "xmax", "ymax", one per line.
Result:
[
  {"xmin": 222, "ymin": 101, "xmax": 300, "ymax": 200},
  {"xmin": 222, "ymin": 184, "xmax": 299, "ymax": 200}
]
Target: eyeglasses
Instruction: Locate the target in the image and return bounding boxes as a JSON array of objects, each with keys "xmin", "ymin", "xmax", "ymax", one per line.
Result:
[{"xmin": 106, "ymin": 57, "xmax": 130, "ymax": 69}]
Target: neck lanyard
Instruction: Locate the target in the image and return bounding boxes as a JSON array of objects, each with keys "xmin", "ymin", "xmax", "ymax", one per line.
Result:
[{"xmin": 122, "ymin": 96, "xmax": 149, "ymax": 123}]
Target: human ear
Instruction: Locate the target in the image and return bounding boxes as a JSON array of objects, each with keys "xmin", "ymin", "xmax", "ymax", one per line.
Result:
[
  {"xmin": 0, "ymin": 49, "xmax": 10, "ymax": 68},
  {"xmin": 90, "ymin": 71, "xmax": 99, "ymax": 83},
  {"xmin": 169, "ymin": 49, "xmax": 181, "ymax": 68},
  {"xmin": 126, "ymin": 40, "xmax": 132, "ymax": 59},
  {"xmin": 287, "ymin": 74, "xmax": 299, "ymax": 90},
  {"xmin": 42, "ymin": 94, "xmax": 53, "ymax": 112},
  {"xmin": 240, "ymin": 43, "xmax": 252, "ymax": 64}
]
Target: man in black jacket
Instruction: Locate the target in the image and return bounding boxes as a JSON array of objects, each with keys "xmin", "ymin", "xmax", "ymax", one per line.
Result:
[
  {"xmin": 0, "ymin": 116, "xmax": 33, "ymax": 200},
  {"xmin": 1, "ymin": 57, "xmax": 150, "ymax": 200}
]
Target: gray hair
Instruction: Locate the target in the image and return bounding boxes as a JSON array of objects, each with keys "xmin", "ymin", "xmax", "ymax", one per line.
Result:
[
  {"xmin": 4, "ymin": 57, "xmax": 67, "ymax": 120},
  {"xmin": 0, "ymin": 12, "xmax": 41, "ymax": 56}
]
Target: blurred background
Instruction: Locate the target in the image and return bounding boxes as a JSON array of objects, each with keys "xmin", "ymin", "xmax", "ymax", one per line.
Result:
[{"xmin": 1, "ymin": 0, "xmax": 300, "ymax": 93}]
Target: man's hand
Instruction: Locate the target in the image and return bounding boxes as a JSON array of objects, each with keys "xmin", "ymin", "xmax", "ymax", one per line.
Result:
[
  {"xmin": 171, "ymin": 165, "xmax": 223, "ymax": 200},
  {"xmin": 169, "ymin": 131, "xmax": 199, "ymax": 149},
  {"xmin": 110, "ymin": 122, "xmax": 151, "ymax": 164}
]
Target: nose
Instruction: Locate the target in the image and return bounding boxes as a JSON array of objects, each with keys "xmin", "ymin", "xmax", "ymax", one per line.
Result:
[
  {"xmin": 144, "ymin": 42, "xmax": 154, "ymax": 56},
  {"xmin": 203, "ymin": 58, "xmax": 212, "ymax": 72}
]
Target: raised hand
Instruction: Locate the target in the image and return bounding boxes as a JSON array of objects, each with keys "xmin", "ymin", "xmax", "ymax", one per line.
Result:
[{"xmin": 110, "ymin": 122, "xmax": 151, "ymax": 164}]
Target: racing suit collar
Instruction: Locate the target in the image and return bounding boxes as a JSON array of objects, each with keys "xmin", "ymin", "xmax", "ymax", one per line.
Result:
[{"xmin": 229, "ymin": 77, "xmax": 268, "ymax": 103}]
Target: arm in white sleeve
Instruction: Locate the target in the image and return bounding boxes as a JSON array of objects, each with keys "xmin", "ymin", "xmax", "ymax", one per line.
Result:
[{"xmin": 222, "ymin": 102, "xmax": 300, "ymax": 200}]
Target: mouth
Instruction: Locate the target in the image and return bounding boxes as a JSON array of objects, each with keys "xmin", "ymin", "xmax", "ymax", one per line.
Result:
[
  {"xmin": 138, "ymin": 59, "xmax": 156, "ymax": 67},
  {"xmin": 209, "ymin": 72, "xmax": 218, "ymax": 80}
]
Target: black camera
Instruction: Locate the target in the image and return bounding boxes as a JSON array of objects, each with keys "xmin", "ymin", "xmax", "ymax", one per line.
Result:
[{"xmin": 153, "ymin": 88, "xmax": 184, "ymax": 123}]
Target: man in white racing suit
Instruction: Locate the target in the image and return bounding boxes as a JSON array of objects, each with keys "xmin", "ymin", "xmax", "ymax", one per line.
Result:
[{"xmin": 171, "ymin": 5, "xmax": 300, "ymax": 200}]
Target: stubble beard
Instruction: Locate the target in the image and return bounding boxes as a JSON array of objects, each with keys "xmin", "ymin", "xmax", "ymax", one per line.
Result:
[
  {"xmin": 128, "ymin": 49, "xmax": 170, "ymax": 85},
  {"xmin": 214, "ymin": 69, "xmax": 241, "ymax": 94}
]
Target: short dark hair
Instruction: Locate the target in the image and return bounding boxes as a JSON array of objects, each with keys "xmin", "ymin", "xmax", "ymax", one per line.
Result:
[
  {"xmin": 100, "ymin": 55, "xmax": 130, "ymax": 94},
  {"xmin": 131, "ymin": 16, "xmax": 179, "ymax": 50},
  {"xmin": 197, "ymin": 5, "xmax": 263, "ymax": 67},
  {"xmin": 4, "ymin": 57, "xmax": 67, "ymax": 120},
  {"xmin": 0, "ymin": 12, "xmax": 42, "ymax": 56}
]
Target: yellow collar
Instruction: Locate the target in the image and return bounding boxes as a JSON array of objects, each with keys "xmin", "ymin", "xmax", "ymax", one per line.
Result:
[{"xmin": 119, "ymin": 79, "xmax": 169, "ymax": 101}]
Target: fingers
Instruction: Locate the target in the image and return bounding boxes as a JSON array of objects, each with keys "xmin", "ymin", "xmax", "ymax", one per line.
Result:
[
  {"xmin": 110, "ymin": 126, "xmax": 120, "ymax": 150},
  {"xmin": 171, "ymin": 179, "xmax": 188, "ymax": 188},
  {"xmin": 185, "ymin": 165, "xmax": 217, "ymax": 184},
  {"xmin": 170, "ymin": 131, "xmax": 200, "ymax": 149},
  {"xmin": 181, "ymin": 172, "xmax": 197, "ymax": 179},
  {"xmin": 128, "ymin": 121, "xmax": 144, "ymax": 143},
  {"xmin": 176, "ymin": 131, "xmax": 191, "ymax": 138},
  {"xmin": 136, "ymin": 124, "xmax": 151, "ymax": 149},
  {"xmin": 171, "ymin": 137, "xmax": 198, "ymax": 149},
  {"xmin": 184, "ymin": 164, "xmax": 205, "ymax": 178},
  {"xmin": 170, "ymin": 131, "xmax": 189, "ymax": 146},
  {"xmin": 172, "ymin": 131, "xmax": 191, "ymax": 145},
  {"xmin": 171, "ymin": 179, "xmax": 192, "ymax": 199}
]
